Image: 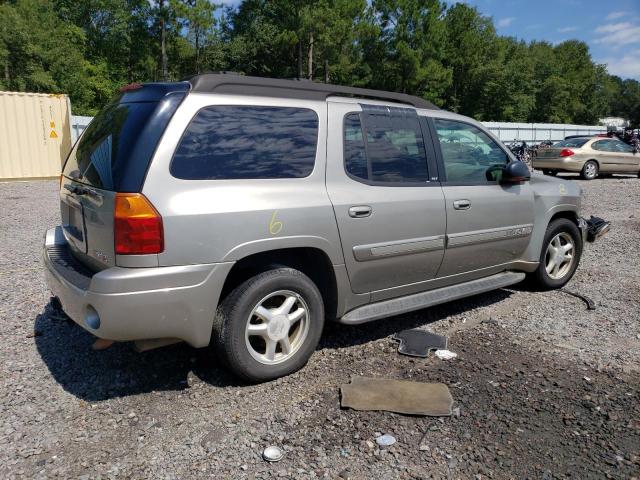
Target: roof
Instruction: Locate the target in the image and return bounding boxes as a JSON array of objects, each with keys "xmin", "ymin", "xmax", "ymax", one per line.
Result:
[{"xmin": 187, "ymin": 73, "xmax": 439, "ymax": 110}]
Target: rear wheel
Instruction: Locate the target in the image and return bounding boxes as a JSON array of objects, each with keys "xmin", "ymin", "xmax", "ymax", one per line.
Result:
[
  {"xmin": 542, "ymin": 169, "xmax": 558, "ymax": 176},
  {"xmin": 531, "ymin": 218, "xmax": 582, "ymax": 290},
  {"xmin": 581, "ymin": 160, "xmax": 598, "ymax": 180},
  {"xmin": 212, "ymin": 268, "xmax": 324, "ymax": 382}
]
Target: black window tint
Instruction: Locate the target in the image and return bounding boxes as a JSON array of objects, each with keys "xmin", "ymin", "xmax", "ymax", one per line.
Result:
[
  {"xmin": 344, "ymin": 113, "xmax": 368, "ymax": 179},
  {"xmin": 171, "ymin": 106, "xmax": 318, "ymax": 180},
  {"xmin": 63, "ymin": 102, "xmax": 158, "ymax": 190},
  {"xmin": 434, "ymin": 119, "xmax": 508, "ymax": 184},
  {"xmin": 342, "ymin": 110, "xmax": 429, "ymax": 184}
]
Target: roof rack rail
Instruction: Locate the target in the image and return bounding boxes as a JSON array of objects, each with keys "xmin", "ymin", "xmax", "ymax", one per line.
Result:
[{"xmin": 187, "ymin": 73, "xmax": 438, "ymax": 110}]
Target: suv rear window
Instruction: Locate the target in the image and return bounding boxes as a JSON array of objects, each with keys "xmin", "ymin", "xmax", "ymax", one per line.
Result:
[
  {"xmin": 64, "ymin": 102, "xmax": 159, "ymax": 191},
  {"xmin": 343, "ymin": 111, "xmax": 429, "ymax": 184},
  {"xmin": 171, "ymin": 106, "xmax": 319, "ymax": 180}
]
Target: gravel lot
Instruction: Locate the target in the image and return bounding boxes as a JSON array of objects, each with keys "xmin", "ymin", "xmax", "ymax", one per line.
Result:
[{"xmin": 1, "ymin": 174, "xmax": 638, "ymax": 479}]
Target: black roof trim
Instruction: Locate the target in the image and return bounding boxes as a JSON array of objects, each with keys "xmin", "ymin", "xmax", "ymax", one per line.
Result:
[{"xmin": 187, "ymin": 73, "xmax": 439, "ymax": 110}]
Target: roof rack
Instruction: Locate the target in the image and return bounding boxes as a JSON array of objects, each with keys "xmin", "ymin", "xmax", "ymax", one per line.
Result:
[{"xmin": 187, "ymin": 73, "xmax": 439, "ymax": 110}]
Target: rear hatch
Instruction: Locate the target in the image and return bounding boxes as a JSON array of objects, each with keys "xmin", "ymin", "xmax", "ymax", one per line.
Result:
[{"xmin": 60, "ymin": 83, "xmax": 188, "ymax": 271}]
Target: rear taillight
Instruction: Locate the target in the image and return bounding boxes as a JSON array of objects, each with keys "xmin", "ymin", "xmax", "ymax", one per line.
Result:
[
  {"xmin": 560, "ymin": 148, "xmax": 574, "ymax": 157},
  {"xmin": 114, "ymin": 193, "xmax": 163, "ymax": 255}
]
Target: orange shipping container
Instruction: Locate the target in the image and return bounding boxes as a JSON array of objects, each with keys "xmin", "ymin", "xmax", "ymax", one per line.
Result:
[{"xmin": 0, "ymin": 91, "xmax": 72, "ymax": 180}]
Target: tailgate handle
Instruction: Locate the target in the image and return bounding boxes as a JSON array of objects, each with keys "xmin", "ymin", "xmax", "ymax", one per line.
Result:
[
  {"xmin": 453, "ymin": 199, "xmax": 471, "ymax": 210},
  {"xmin": 349, "ymin": 206, "xmax": 372, "ymax": 218}
]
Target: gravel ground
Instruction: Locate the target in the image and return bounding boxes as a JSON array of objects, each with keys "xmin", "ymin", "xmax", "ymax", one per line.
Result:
[{"xmin": 0, "ymin": 175, "xmax": 638, "ymax": 479}]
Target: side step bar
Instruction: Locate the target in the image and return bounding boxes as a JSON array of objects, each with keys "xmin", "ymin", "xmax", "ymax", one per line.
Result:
[{"xmin": 339, "ymin": 271, "xmax": 526, "ymax": 325}]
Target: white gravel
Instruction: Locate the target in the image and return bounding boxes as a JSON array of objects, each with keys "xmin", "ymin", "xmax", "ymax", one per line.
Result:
[{"xmin": 0, "ymin": 175, "xmax": 638, "ymax": 479}]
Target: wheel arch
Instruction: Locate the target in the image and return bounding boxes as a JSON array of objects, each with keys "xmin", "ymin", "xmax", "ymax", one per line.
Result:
[{"xmin": 219, "ymin": 247, "xmax": 339, "ymax": 321}]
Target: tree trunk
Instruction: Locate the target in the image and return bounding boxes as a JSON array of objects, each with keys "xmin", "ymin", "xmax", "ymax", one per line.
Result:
[
  {"xmin": 297, "ymin": 40, "xmax": 303, "ymax": 79},
  {"xmin": 307, "ymin": 32, "xmax": 313, "ymax": 80},
  {"xmin": 195, "ymin": 27, "xmax": 200, "ymax": 74},
  {"xmin": 4, "ymin": 61, "xmax": 9, "ymax": 84},
  {"xmin": 160, "ymin": 0, "xmax": 168, "ymax": 81},
  {"xmin": 324, "ymin": 59, "xmax": 329, "ymax": 83}
]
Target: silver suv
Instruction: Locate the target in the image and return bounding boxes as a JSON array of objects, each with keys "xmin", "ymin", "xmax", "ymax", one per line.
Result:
[{"xmin": 44, "ymin": 74, "xmax": 600, "ymax": 381}]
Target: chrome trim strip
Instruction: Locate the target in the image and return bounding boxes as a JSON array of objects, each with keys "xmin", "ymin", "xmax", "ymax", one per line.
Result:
[
  {"xmin": 353, "ymin": 235, "xmax": 445, "ymax": 262},
  {"xmin": 447, "ymin": 224, "xmax": 533, "ymax": 248}
]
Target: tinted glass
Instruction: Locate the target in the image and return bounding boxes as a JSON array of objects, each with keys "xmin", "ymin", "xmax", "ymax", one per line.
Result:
[
  {"xmin": 171, "ymin": 106, "xmax": 318, "ymax": 180},
  {"xmin": 63, "ymin": 102, "xmax": 158, "ymax": 190},
  {"xmin": 434, "ymin": 119, "xmax": 508, "ymax": 183},
  {"xmin": 612, "ymin": 140, "xmax": 634, "ymax": 153},
  {"xmin": 554, "ymin": 138, "xmax": 590, "ymax": 148},
  {"xmin": 344, "ymin": 113, "xmax": 368, "ymax": 179},
  {"xmin": 592, "ymin": 140, "xmax": 614, "ymax": 152},
  {"xmin": 342, "ymin": 111, "xmax": 429, "ymax": 183}
]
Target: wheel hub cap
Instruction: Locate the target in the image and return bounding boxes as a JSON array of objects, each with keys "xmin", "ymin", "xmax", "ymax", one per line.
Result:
[
  {"xmin": 245, "ymin": 290, "xmax": 310, "ymax": 365},
  {"xmin": 267, "ymin": 315, "xmax": 289, "ymax": 341},
  {"xmin": 545, "ymin": 232, "xmax": 575, "ymax": 280}
]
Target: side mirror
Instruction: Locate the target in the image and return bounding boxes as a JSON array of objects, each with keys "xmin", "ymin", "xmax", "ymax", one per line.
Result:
[{"xmin": 501, "ymin": 161, "xmax": 530, "ymax": 184}]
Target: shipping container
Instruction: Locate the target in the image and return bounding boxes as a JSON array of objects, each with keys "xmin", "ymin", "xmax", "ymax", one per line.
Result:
[{"xmin": 0, "ymin": 91, "xmax": 72, "ymax": 180}]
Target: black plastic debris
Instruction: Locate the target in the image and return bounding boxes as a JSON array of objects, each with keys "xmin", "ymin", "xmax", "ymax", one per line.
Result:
[
  {"xmin": 392, "ymin": 329, "xmax": 447, "ymax": 357},
  {"xmin": 585, "ymin": 215, "xmax": 610, "ymax": 242},
  {"xmin": 561, "ymin": 289, "xmax": 596, "ymax": 310}
]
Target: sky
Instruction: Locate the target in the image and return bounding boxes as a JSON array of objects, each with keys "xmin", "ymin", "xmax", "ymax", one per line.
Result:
[{"xmin": 448, "ymin": 0, "xmax": 640, "ymax": 80}]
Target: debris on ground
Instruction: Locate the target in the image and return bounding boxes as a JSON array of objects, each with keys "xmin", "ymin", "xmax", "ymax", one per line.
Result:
[
  {"xmin": 434, "ymin": 349, "xmax": 458, "ymax": 360},
  {"xmin": 340, "ymin": 377, "xmax": 453, "ymax": 416},
  {"xmin": 375, "ymin": 434, "xmax": 396, "ymax": 447},
  {"xmin": 262, "ymin": 445, "xmax": 283, "ymax": 462},
  {"xmin": 560, "ymin": 289, "xmax": 597, "ymax": 310},
  {"xmin": 392, "ymin": 329, "xmax": 447, "ymax": 357}
]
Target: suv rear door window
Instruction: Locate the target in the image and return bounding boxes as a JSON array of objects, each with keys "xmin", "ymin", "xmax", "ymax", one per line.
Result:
[
  {"xmin": 343, "ymin": 110, "xmax": 429, "ymax": 184},
  {"xmin": 171, "ymin": 106, "xmax": 319, "ymax": 180},
  {"xmin": 433, "ymin": 119, "xmax": 508, "ymax": 184}
]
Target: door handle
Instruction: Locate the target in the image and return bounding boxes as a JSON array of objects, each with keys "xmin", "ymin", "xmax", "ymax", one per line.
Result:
[
  {"xmin": 453, "ymin": 199, "xmax": 471, "ymax": 210},
  {"xmin": 348, "ymin": 206, "xmax": 372, "ymax": 218}
]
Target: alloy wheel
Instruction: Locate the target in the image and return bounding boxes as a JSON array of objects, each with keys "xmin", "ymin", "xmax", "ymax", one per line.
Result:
[
  {"xmin": 544, "ymin": 232, "xmax": 575, "ymax": 280},
  {"xmin": 244, "ymin": 290, "xmax": 310, "ymax": 365}
]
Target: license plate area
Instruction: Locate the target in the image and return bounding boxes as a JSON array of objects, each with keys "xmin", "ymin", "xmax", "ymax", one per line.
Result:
[{"xmin": 62, "ymin": 196, "xmax": 87, "ymax": 253}]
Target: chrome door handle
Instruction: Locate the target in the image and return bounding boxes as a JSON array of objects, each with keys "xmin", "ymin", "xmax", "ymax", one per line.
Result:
[
  {"xmin": 348, "ymin": 206, "xmax": 372, "ymax": 218},
  {"xmin": 453, "ymin": 199, "xmax": 471, "ymax": 210}
]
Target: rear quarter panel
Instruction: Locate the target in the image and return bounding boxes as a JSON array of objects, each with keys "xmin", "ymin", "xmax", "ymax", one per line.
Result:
[{"xmin": 142, "ymin": 93, "xmax": 344, "ymax": 267}]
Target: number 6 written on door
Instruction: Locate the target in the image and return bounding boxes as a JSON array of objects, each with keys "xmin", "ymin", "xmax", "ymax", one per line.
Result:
[{"xmin": 269, "ymin": 211, "xmax": 283, "ymax": 235}]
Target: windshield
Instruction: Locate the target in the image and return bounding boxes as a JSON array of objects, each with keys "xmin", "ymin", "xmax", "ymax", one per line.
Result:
[
  {"xmin": 63, "ymin": 102, "xmax": 158, "ymax": 191},
  {"xmin": 554, "ymin": 138, "xmax": 590, "ymax": 148}
]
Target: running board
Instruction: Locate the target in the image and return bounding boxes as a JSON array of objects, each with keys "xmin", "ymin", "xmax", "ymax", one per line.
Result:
[{"xmin": 339, "ymin": 271, "xmax": 526, "ymax": 325}]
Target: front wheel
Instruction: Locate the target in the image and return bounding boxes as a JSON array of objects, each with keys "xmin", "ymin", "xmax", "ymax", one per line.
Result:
[
  {"xmin": 581, "ymin": 160, "xmax": 598, "ymax": 180},
  {"xmin": 531, "ymin": 218, "xmax": 582, "ymax": 290},
  {"xmin": 212, "ymin": 268, "xmax": 325, "ymax": 382}
]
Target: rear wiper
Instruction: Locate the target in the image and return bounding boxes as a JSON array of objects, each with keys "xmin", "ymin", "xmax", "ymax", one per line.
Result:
[{"xmin": 64, "ymin": 184, "xmax": 100, "ymax": 198}]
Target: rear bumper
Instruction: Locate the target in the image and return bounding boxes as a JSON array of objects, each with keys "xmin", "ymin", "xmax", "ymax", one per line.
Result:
[
  {"xmin": 532, "ymin": 157, "xmax": 584, "ymax": 172},
  {"xmin": 43, "ymin": 226, "xmax": 234, "ymax": 347}
]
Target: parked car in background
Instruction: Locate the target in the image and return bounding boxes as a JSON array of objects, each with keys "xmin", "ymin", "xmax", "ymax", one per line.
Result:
[{"xmin": 533, "ymin": 136, "xmax": 640, "ymax": 179}]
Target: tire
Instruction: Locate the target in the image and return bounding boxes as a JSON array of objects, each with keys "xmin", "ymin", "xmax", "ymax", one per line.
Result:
[
  {"xmin": 212, "ymin": 268, "xmax": 324, "ymax": 382},
  {"xmin": 581, "ymin": 160, "xmax": 598, "ymax": 180},
  {"xmin": 531, "ymin": 218, "xmax": 582, "ymax": 290},
  {"xmin": 542, "ymin": 169, "xmax": 558, "ymax": 176}
]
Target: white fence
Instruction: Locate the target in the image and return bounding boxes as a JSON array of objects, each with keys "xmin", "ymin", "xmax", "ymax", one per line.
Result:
[
  {"xmin": 482, "ymin": 122, "xmax": 606, "ymax": 145},
  {"xmin": 71, "ymin": 116, "xmax": 606, "ymax": 146}
]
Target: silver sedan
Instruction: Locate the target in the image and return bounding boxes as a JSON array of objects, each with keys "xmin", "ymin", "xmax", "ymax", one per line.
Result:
[{"xmin": 533, "ymin": 136, "xmax": 640, "ymax": 180}]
